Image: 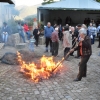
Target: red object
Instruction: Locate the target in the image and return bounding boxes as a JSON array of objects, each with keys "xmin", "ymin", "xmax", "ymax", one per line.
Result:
[
  {"xmin": 24, "ymin": 24, "xmax": 29, "ymax": 32},
  {"xmin": 33, "ymin": 18, "xmax": 37, "ymax": 22}
]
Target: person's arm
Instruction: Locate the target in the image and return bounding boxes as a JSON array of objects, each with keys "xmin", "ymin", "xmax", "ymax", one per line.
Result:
[{"xmin": 52, "ymin": 27, "xmax": 54, "ymax": 32}]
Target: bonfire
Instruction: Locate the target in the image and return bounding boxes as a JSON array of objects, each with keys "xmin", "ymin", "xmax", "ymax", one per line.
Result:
[{"xmin": 17, "ymin": 52, "xmax": 63, "ymax": 83}]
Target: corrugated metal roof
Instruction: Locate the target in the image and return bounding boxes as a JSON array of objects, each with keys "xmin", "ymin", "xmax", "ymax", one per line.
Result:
[{"xmin": 38, "ymin": 0, "xmax": 100, "ymax": 10}]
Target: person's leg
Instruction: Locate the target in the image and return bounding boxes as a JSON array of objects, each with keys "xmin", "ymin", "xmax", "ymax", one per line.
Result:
[
  {"xmin": 21, "ymin": 33, "xmax": 26, "ymax": 43},
  {"xmin": 35, "ymin": 36, "xmax": 38, "ymax": 46},
  {"xmin": 64, "ymin": 48, "xmax": 66, "ymax": 59},
  {"xmin": 2, "ymin": 34, "xmax": 5, "ymax": 43},
  {"xmin": 98, "ymin": 36, "xmax": 100, "ymax": 47},
  {"xmin": 27, "ymin": 31, "xmax": 31, "ymax": 40},
  {"xmin": 5, "ymin": 34, "xmax": 8, "ymax": 43},
  {"xmin": 45, "ymin": 37, "xmax": 49, "ymax": 52},
  {"xmin": 93, "ymin": 35, "xmax": 95, "ymax": 44},
  {"xmin": 55, "ymin": 42, "xmax": 59, "ymax": 56},
  {"xmin": 37, "ymin": 36, "xmax": 39, "ymax": 46},
  {"xmin": 50, "ymin": 38, "xmax": 52, "ymax": 52},
  {"xmin": 77, "ymin": 56, "xmax": 90, "ymax": 80},
  {"xmin": 52, "ymin": 42, "xmax": 55, "ymax": 56},
  {"xmin": 31, "ymin": 43, "xmax": 34, "ymax": 52}
]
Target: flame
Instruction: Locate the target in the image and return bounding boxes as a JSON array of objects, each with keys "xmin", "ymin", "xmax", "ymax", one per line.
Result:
[{"xmin": 17, "ymin": 52, "xmax": 63, "ymax": 83}]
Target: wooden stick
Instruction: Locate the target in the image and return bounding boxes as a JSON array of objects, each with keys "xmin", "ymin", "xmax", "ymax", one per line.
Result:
[{"xmin": 52, "ymin": 40, "xmax": 77, "ymax": 72}]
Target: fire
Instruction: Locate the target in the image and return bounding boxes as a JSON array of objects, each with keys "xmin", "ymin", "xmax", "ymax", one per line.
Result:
[{"xmin": 17, "ymin": 52, "xmax": 63, "ymax": 83}]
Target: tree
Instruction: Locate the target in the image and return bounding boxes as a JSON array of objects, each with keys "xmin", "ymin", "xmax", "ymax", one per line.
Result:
[
  {"xmin": 96, "ymin": 0, "xmax": 100, "ymax": 2},
  {"xmin": 42, "ymin": 0, "xmax": 55, "ymax": 5}
]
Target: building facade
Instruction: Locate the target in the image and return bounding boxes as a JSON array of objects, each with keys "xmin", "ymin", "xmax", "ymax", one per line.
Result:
[{"xmin": 0, "ymin": 1, "xmax": 15, "ymax": 27}]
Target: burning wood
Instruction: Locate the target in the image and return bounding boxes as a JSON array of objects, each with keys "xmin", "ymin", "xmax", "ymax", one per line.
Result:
[{"xmin": 17, "ymin": 52, "xmax": 63, "ymax": 83}]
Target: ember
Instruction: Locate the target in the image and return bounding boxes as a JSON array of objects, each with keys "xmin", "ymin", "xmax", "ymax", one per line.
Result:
[{"xmin": 17, "ymin": 52, "xmax": 63, "ymax": 83}]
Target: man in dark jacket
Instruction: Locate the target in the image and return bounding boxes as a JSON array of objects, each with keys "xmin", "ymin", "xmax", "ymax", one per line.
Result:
[
  {"xmin": 70, "ymin": 28, "xmax": 92, "ymax": 81},
  {"xmin": 33, "ymin": 26, "xmax": 40, "ymax": 47},
  {"xmin": 74, "ymin": 24, "xmax": 82, "ymax": 58}
]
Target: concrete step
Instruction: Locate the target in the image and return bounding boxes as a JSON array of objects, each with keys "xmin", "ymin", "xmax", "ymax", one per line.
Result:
[
  {"xmin": 0, "ymin": 43, "xmax": 4, "ymax": 49},
  {"xmin": 16, "ymin": 43, "xmax": 27, "ymax": 49}
]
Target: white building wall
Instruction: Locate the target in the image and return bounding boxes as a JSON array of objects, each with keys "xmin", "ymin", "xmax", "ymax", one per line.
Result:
[{"xmin": 0, "ymin": 3, "xmax": 14, "ymax": 27}]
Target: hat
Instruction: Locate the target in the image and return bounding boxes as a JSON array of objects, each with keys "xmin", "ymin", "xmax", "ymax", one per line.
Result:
[
  {"xmin": 77, "ymin": 24, "xmax": 82, "ymax": 27},
  {"xmin": 79, "ymin": 28, "xmax": 87, "ymax": 35},
  {"xmin": 55, "ymin": 27, "xmax": 58, "ymax": 30}
]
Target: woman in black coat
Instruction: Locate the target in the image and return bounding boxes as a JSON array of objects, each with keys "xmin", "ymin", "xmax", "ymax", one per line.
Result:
[{"xmin": 33, "ymin": 26, "xmax": 40, "ymax": 46}]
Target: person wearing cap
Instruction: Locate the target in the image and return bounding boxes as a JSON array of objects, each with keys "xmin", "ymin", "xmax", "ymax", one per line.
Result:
[
  {"xmin": 70, "ymin": 28, "xmax": 92, "ymax": 81},
  {"xmin": 1, "ymin": 22, "xmax": 11, "ymax": 43},
  {"xmin": 51, "ymin": 27, "xmax": 59, "ymax": 56}
]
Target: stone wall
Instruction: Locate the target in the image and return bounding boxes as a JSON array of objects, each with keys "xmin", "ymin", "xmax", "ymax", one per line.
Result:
[{"xmin": 5, "ymin": 33, "xmax": 45, "ymax": 47}]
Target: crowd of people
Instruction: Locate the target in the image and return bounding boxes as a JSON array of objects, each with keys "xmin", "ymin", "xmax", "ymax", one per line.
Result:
[
  {"xmin": 0, "ymin": 20, "xmax": 100, "ymax": 81},
  {"xmin": 43, "ymin": 21, "xmax": 100, "ymax": 81}
]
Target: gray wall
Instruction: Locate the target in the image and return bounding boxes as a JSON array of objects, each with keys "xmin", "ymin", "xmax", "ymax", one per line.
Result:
[{"xmin": 0, "ymin": 3, "xmax": 13, "ymax": 27}]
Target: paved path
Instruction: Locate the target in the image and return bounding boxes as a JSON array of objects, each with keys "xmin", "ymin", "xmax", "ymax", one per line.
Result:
[{"xmin": 0, "ymin": 41, "xmax": 100, "ymax": 100}]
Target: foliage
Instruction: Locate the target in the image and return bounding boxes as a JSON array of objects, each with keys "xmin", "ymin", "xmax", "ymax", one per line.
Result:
[
  {"xmin": 42, "ymin": 0, "xmax": 54, "ymax": 5},
  {"xmin": 96, "ymin": 0, "xmax": 100, "ymax": 2},
  {"xmin": 25, "ymin": 18, "xmax": 33, "ymax": 26},
  {"xmin": 37, "ymin": 21, "xmax": 44, "ymax": 34}
]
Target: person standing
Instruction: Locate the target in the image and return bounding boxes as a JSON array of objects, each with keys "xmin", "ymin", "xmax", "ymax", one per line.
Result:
[
  {"xmin": 63, "ymin": 26, "xmax": 72, "ymax": 60},
  {"xmin": 70, "ymin": 26, "xmax": 77, "ymax": 56},
  {"xmin": 51, "ymin": 27, "xmax": 59, "ymax": 57},
  {"xmin": 58, "ymin": 24, "xmax": 63, "ymax": 41},
  {"xmin": 92, "ymin": 24, "xmax": 97, "ymax": 44},
  {"xmin": 74, "ymin": 24, "xmax": 82, "ymax": 58},
  {"xmin": 44, "ymin": 22, "xmax": 54, "ymax": 52},
  {"xmin": 70, "ymin": 28, "xmax": 92, "ymax": 81},
  {"xmin": 17, "ymin": 22, "xmax": 26, "ymax": 43},
  {"xmin": 33, "ymin": 26, "xmax": 40, "ymax": 47},
  {"xmin": 1, "ymin": 22, "xmax": 11, "ymax": 43},
  {"xmin": 88, "ymin": 23, "xmax": 95, "ymax": 44},
  {"xmin": 97, "ymin": 24, "xmax": 100, "ymax": 48},
  {"xmin": 23, "ymin": 23, "xmax": 31, "ymax": 40}
]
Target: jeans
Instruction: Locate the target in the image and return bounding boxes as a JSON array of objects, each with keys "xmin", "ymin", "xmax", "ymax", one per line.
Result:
[
  {"xmin": 26, "ymin": 31, "xmax": 31, "ymax": 40},
  {"xmin": 91, "ymin": 35, "xmax": 95, "ymax": 44},
  {"xmin": 2, "ymin": 33, "xmax": 8, "ymax": 43},
  {"xmin": 29, "ymin": 42, "xmax": 34, "ymax": 52},
  {"xmin": 19, "ymin": 31, "xmax": 26, "ymax": 43}
]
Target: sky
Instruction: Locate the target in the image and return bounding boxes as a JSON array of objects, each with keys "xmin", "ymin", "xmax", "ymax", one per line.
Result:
[{"xmin": 15, "ymin": 0, "xmax": 43, "ymax": 6}]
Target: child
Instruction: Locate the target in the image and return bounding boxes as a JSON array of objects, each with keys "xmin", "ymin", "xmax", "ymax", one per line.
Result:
[{"xmin": 29, "ymin": 35, "xmax": 35, "ymax": 52}]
